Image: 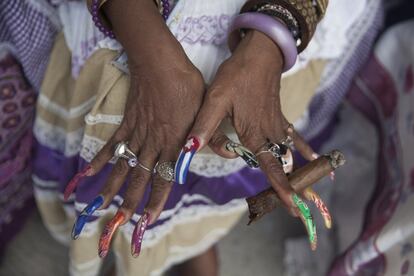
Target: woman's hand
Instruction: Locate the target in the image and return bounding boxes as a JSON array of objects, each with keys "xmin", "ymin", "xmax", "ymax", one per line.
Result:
[
  {"xmin": 177, "ymin": 30, "xmax": 319, "ymax": 249},
  {"xmin": 66, "ymin": 0, "xmax": 208, "ymax": 258}
]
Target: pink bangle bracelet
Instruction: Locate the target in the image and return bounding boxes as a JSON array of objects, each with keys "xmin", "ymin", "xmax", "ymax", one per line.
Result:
[{"xmin": 228, "ymin": 12, "xmax": 298, "ymax": 72}]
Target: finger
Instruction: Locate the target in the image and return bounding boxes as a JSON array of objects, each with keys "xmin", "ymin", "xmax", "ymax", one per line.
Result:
[
  {"xmin": 99, "ymin": 145, "xmax": 158, "ymax": 259},
  {"xmin": 282, "ymin": 119, "xmax": 315, "ymax": 162},
  {"xmin": 89, "ymin": 132, "xmax": 128, "ymax": 175},
  {"xmin": 71, "ymin": 195, "xmax": 104, "ymax": 239},
  {"xmin": 99, "ymin": 159, "xmax": 132, "ymax": 208},
  {"xmin": 118, "ymin": 147, "xmax": 158, "ymax": 223},
  {"xmin": 250, "ymin": 131, "xmax": 317, "ymax": 247},
  {"xmin": 292, "ymin": 193, "xmax": 317, "ymax": 250},
  {"xmin": 146, "ymin": 167, "xmax": 174, "ymax": 224},
  {"xmin": 132, "ymin": 152, "xmax": 175, "ymax": 257},
  {"xmin": 63, "ymin": 126, "xmax": 129, "ymax": 201},
  {"xmin": 208, "ymin": 130, "xmax": 238, "ymax": 159},
  {"xmin": 98, "ymin": 210, "xmax": 125, "ymax": 258},
  {"xmin": 71, "ymin": 159, "xmax": 130, "ymax": 239},
  {"xmin": 303, "ymin": 187, "xmax": 332, "ymax": 229},
  {"xmin": 256, "ymin": 149, "xmax": 295, "ymax": 212},
  {"xmin": 281, "ymin": 118, "xmax": 334, "ymax": 180},
  {"xmin": 63, "ymin": 165, "xmax": 93, "ymax": 201},
  {"xmin": 175, "ymin": 94, "xmax": 227, "ymax": 184}
]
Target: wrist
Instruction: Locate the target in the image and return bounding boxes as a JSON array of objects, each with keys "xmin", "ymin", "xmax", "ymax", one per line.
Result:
[{"xmin": 231, "ymin": 30, "xmax": 284, "ymax": 73}]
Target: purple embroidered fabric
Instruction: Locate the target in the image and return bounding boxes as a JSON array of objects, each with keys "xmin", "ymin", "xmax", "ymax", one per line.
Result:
[{"xmin": 0, "ymin": 54, "xmax": 36, "ymax": 254}]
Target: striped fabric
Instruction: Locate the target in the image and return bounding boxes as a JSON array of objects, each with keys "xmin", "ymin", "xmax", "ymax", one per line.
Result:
[{"xmin": 0, "ymin": 0, "xmax": 60, "ymax": 91}]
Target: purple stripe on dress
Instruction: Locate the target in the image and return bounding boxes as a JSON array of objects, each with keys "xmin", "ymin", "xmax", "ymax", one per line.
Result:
[
  {"xmin": 301, "ymin": 1, "xmax": 384, "ymax": 140},
  {"xmin": 33, "ymin": 139, "xmax": 270, "ymax": 218}
]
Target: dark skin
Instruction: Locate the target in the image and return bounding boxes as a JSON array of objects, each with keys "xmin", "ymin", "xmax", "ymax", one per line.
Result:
[{"xmin": 87, "ymin": 0, "xmax": 317, "ymax": 274}]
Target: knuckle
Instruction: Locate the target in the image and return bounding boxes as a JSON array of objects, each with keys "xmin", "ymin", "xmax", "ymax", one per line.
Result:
[{"xmin": 130, "ymin": 171, "xmax": 148, "ymax": 187}]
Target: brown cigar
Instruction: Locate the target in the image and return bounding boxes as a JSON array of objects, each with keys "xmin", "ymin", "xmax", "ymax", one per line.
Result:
[{"xmin": 246, "ymin": 150, "xmax": 346, "ymax": 224}]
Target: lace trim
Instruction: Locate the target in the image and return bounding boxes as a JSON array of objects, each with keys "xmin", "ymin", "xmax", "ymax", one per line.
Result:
[
  {"xmin": 84, "ymin": 113, "xmax": 123, "ymax": 126},
  {"xmin": 38, "ymin": 94, "xmax": 96, "ymax": 119}
]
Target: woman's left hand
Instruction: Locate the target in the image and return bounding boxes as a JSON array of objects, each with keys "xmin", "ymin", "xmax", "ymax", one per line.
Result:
[{"xmin": 176, "ymin": 30, "xmax": 319, "ymax": 249}]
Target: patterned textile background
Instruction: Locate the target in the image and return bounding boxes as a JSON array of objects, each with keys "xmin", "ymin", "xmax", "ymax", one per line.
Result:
[{"xmin": 331, "ymin": 20, "xmax": 414, "ymax": 276}]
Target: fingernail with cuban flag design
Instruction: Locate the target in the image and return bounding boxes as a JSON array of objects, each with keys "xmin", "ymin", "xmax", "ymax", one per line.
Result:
[{"xmin": 174, "ymin": 136, "xmax": 200, "ymax": 184}]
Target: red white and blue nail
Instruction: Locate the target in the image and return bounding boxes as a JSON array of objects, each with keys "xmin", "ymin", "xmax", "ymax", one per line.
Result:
[
  {"xmin": 71, "ymin": 195, "xmax": 104, "ymax": 240},
  {"xmin": 174, "ymin": 137, "xmax": 200, "ymax": 184}
]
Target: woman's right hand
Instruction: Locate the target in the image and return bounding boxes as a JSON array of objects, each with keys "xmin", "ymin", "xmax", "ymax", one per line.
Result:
[{"xmin": 67, "ymin": 0, "xmax": 210, "ymax": 258}]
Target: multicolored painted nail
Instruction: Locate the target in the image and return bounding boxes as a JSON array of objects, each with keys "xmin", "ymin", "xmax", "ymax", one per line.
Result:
[
  {"xmin": 71, "ymin": 195, "xmax": 104, "ymax": 240},
  {"xmin": 174, "ymin": 137, "xmax": 200, "ymax": 184},
  {"xmin": 131, "ymin": 212, "xmax": 151, "ymax": 258},
  {"xmin": 64, "ymin": 165, "xmax": 93, "ymax": 201},
  {"xmin": 226, "ymin": 142, "xmax": 259, "ymax": 168},
  {"xmin": 292, "ymin": 193, "xmax": 317, "ymax": 250},
  {"xmin": 303, "ymin": 188, "xmax": 332, "ymax": 229},
  {"xmin": 98, "ymin": 211, "xmax": 125, "ymax": 258}
]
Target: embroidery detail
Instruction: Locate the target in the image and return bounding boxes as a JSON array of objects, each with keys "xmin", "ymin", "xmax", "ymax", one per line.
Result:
[{"xmin": 174, "ymin": 15, "xmax": 232, "ymax": 45}]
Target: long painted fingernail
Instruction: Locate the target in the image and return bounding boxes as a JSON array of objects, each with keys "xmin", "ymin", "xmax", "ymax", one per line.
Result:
[
  {"xmin": 64, "ymin": 165, "xmax": 93, "ymax": 201},
  {"xmin": 98, "ymin": 211, "xmax": 125, "ymax": 258},
  {"xmin": 292, "ymin": 193, "xmax": 317, "ymax": 250},
  {"xmin": 226, "ymin": 142, "xmax": 259, "ymax": 168},
  {"xmin": 131, "ymin": 212, "xmax": 151, "ymax": 258},
  {"xmin": 174, "ymin": 137, "xmax": 200, "ymax": 184},
  {"xmin": 71, "ymin": 195, "xmax": 104, "ymax": 240},
  {"xmin": 304, "ymin": 188, "xmax": 332, "ymax": 229}
]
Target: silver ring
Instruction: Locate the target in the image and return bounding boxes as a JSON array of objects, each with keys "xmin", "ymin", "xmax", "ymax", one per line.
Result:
[
  {"xmin": 155, "ymin": 162, "xmax": 175, "ymax": 182},
  {"xmin": 114, "ymin": 142, "xmax": 138, "ymax": 168},
  {"xmin": 256, "ymin": 143, "xmax": 285, "ymax": 158},
  {"xmin": 137, "ymin": 162, "xmax": 154, "ymax": 174},
  {"xmin": 280, "ymin": 135, "xmax": 294, "ymax": 148},
  {"xmin": 255, "ymin": 141, "xmax": 294, "ymax": 174},
  {"xmin": 226, "ymin": 142, "xmax": 259, "ymax": 168}
]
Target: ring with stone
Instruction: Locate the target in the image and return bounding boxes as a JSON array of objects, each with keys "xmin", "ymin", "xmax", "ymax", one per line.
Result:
[
  {"xmin": 256, "ymin": 141, "xmax": 293, "ymax": 174},
  {"xmin": 155, "ymin": 162, "xmax": 176, "ymax": 182},
  {"xmin": 114, "ymin": 142, "xmax": 138, "ymax": 168}
]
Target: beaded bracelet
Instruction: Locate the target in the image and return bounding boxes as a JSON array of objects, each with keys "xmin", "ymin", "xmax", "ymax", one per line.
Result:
[
  {"xmin": 91, "ymin": 0, "xmax": 172, "ymax": 38},
  {"xmin": 255, "ymin": 3, "xmax": 302, "ymax": 47},
  {"xmin": 228, "ymin": 12, "xmax": 297, "ymax": 72},
  {"xmin": 91, "ymin": 0, "xmax": 115, "ymax": 38},
  {"xmin": 240, "ymin": 0, "xmax": 323, "ymax": 52}
]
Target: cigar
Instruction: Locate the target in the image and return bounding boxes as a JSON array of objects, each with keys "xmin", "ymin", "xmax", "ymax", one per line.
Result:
[{"xmin": 246, "ymin": 150, "xmax": 346, "ymax": 224}]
